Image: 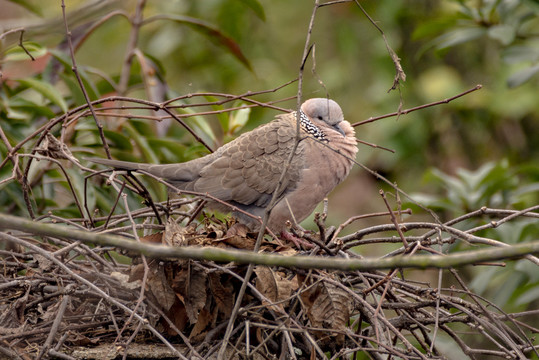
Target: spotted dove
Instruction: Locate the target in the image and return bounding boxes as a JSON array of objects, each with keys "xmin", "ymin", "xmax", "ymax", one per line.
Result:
[{"xmin": 89, "ymin": 98, "xmax": 358, "ymax": 232}]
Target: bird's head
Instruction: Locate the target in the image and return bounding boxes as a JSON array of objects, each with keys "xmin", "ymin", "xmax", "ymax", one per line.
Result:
[{"xmin": 300, "ymin": 98, "xmax": 346, "ymax": 137}]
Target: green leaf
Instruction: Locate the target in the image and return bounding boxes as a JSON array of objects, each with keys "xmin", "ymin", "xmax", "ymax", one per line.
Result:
[
  {"xmin": 203, "ymin": 95, "xmax": 229, "ymax": 135},
  {"xmin": 513, "ymin": 182, "xmax": 539, "ymax": 200},
  {"xmin": 516, "ymin": 259, "xmax": 539, "ymax": 282},
  {"xmin": 59, "ymin": 68, "xmax": 99, "ymax": 106},
  {"xmin": 239, "ymin": 0, "xmax": 266, "ymax": 21},
  {"xmin": 140, "ymin": 51, "xmax": 168, "ymax": 79},
  {"xmin": 48, "ymin": 48, "xmax": 73, "ymax": 69},
  {"xmin": 6, "ymin": 0, "xmax": 42, "ymax": 16},
  {"xmin": 4, "ymin": 42, "xmax": 48, "ymax": 61},
  {"xmin": 65, "ymin": 167, "xmax": 94, "ymax": 216},
  {"xmin": 50, "ymin": 206, "xmax": 86, "ymax": 219},
  {"xmin": 420, "ymin": 160, "xmax": 521, "ymax": 211},
  {"xmin": 5, "ymin": 107, "xmax": 29, "ymax": 121},
  {"xmin": 17, "ymin": 78, "xmax": 68, "ymax": 113},
  {"xmin": 187, "ymin": 113, "xmax": 218, "ymax": 146},
  {"xmin": 147, "ymin": 138, "xmax": 188, "ymax": 162},
  {"xmin": 456, "ymin": 161, "xmax": 498, "ymax": 191},
  {"xmin": 123, "ymin": 122, "xmax": 159, "ymax": 165},
  {"xmin": 469, "ymin": 267, "xmax": 498, "ymax": 295},
  {"xmin": 76, "ymin": 68, "xmax": 100, "ymax": 101},
  {"xmin": 515, "ymin": 283, "xmax": 539, "ymax": 306},
  {"xmin": 229, "ymin": 107, "xmax": 251, "ymax": 134},
  {"xmin": 493, "ymin": 272, "xmax": 525, "ymax": 308},
  {"xmin": 50, "ymin": 49, "xmax": 107, "ymax": 99},
  {"xmin": 502, "ymin": 45, "xmax": 539, "ymax": 64},
  {"xmin": 145, "ymin": 14, "xmax": 252, "ymax": 71},
  {"xmin": 456, "ymin": 3, "xmax": 480, "ymax": 21},
  {"xmin": 434, "ymin": 27, "xmax": 486, "ymax": 50},
  {"xmin": 487, "ymin": 24, "xmax": 516, "ymax": 46},
  {"xmin": 411, "ymin": 16, "xmax": 458, "ymax": 41},
  {"xmin": 60, "ymin": 73, "xmax": 87, "ymax": 106},
  {"xmin": 507, "ymin": 64, "xmax": 539, "ymax": 88},
  {"xmin": 103, "ymin": 130, "xmax": 134, "ymax": 151},
  {"xmin": 7, "ymin": 96, "xmax": 57, "ymax": 119},
  {"xmin": 173, "ymin": 102, "xmax": 219, "ymax": 147},
  {"xmin": 405, "ymin": 192, "xmax": 457, "ymax": 213},
  {"xmin": 0, "ymin": 183, "xmax": 27, "ymax": 212}
]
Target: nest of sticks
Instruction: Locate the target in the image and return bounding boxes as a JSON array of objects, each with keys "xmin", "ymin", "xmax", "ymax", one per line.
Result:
[{"xmin": 1, "ymin": 195, "xmax": 538, "ymax": 360}]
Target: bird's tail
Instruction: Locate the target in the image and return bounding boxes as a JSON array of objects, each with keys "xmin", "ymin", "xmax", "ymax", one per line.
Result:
[
  {"xmin": 86, "ymin": 157, "xmax": 152, "ymax": 172},
  {"xmin": 86, "ymin": 157, "xmax": 196, "ymax": 183}
]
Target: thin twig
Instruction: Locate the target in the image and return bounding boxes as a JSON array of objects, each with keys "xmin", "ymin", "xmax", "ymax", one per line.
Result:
[
  {"xmin": 117, "ymin": 0, "xmax": 146, "ymax": 95},
  {"xmin": 352, "ymin": 84, "xmax": 483, "ymax": 127},
  {"xmin": 353, "ymin": 0, "xmax": 405, "ymax": 92},
  {"xmin": 36, "ymin": 285, "xmax": 74, "ymax": 359},
  {"xmin": 60, "ymin": 0, "xmax": 112, "ymax": 159}
]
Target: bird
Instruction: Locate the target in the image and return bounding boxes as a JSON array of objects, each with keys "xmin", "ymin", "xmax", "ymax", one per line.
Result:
[{"xmin": 89, "ymin": 98, "xmax": 358, "ymax": 234}]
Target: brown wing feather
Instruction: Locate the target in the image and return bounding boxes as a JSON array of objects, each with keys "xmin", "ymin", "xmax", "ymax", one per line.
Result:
[{"xmin": 192, "ymin": 113, "xmax": 304, "ymax": 207}]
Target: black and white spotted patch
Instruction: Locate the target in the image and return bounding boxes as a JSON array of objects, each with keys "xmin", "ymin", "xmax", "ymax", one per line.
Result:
[{"xmin": 299, "ymin": 111, "xmax": 328, "ymax": 142}]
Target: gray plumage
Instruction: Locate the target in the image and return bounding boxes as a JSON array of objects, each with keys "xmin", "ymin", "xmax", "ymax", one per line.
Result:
[{"xmin": 89, "ymin": 98, "xmax": 358, "ymax": 232}]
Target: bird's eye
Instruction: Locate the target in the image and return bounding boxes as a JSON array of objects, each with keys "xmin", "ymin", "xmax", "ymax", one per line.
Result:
[{"xmin": 317, "ymin": 115, "xmax": 323, "ymax": 120}]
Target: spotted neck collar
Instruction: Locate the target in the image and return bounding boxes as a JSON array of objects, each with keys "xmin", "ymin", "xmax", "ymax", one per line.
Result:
[{"xmin": 299, "ymin": 110, "xmax": 327, "ymax": 142}]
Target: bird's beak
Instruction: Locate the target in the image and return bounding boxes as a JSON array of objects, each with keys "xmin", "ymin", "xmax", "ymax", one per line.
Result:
[{"xmin": 334, "ymin": 123, "xmax": 345, "ymax": 137}]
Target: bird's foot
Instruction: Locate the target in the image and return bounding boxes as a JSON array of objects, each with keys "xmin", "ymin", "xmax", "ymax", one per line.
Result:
[{"xmin": 280, "ymin": 230, "xmax": 314, "ymax": 250}]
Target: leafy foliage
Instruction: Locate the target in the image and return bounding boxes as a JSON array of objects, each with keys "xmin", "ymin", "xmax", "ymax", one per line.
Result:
[
  {"xmin": 414, "ymin": 160, "xmax": 538, "ymax": 213},
  {"xmin": 409, "ymin": 160, "xmax": 539, "ymax": 311},
  {"xmin": 414, "ymin": 0, "xmax": 539, "ymax": 87}
]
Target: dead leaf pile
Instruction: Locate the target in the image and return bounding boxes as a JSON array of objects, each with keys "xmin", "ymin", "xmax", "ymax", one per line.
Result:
[{"xmin": 127, "ymin": 217, "xmax": 356, "ymax": 353}]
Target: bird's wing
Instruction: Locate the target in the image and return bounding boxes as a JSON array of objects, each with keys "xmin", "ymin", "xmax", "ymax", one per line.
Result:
[{"xmin": 193, "ymin": 113, "xmax": 305, "ymax": 207}]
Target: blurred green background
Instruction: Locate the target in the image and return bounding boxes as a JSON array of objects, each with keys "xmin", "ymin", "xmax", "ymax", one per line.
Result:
[
  {"xmin": 3, "ymin": 0, "xmax": 537, "ymax": 212},
  {"xmin": 1, "ymin": 0, "xmax": 538, "ymax": 320}
]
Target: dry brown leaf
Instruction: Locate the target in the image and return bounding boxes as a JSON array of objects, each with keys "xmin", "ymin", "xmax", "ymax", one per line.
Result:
[
  {"xmin": 298, "ymin": 273, "xmax": 351, "ymax": 345},
  {"xmin": 34, "ymin": 254, "xmax": 53, "ymax": 271},
  {"xmin": 37, "ymin": 298, "xmax": 61, "ymax": 324},
  {"xmin": 189, "ymin": 306, "xmax": 212, "ymax": 341},
  {"xmin": 0, "ymin": 300, "xmax": 25, "ymax": 330},
  {"xmin": 273, "ymin": 245, "xmax": 297, "ymax": 256},
  {"xmin": 140, "ymin": 232, "xmax": 163, "ymax": 244},
  {"xmin": 203, "ymin": 214, "xmax": 227, "ymax": 234},
  {"xmin": 129, "ymin": 263, "xmax": 145, "ymax": 282},
  {"xmin": 218, "ymin": 234, "xmax": 256, "ymax": 250},
  {"xmin": 35, "ymin": 133, "xmax": 75, "ymax": 160},
  {"xmin": 147, "ymin": 264, "xmax": 177, "ymax": 313},
  {"xmin": 255, "ymin": 267, "xmax": 298, "ymax": 312},
  {"xmin": 162, "ymin": 301, "xmax": 189, "ymax": 335},
  {"xmin": 208, "ymin": 222, "xmax": 255, "ymax": 249},
  {"xmin": 163, "ymin": 218, "xmax": 192, "ymax": 246},
  {"xmin": 171, "ymin": 264, "xmax": 208, "ymax": 324},
  {"xmin": 225, "ymin": 223, "xmax": 250, "ymax": 237},
  {"xmin": 208, "ymin": 272, "xmax": 234, "ymax": 318}
]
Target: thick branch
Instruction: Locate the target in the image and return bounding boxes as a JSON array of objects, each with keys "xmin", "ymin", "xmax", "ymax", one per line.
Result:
[{"xmin": 0, "ymin": 214, "xmax": 537, "ymax": 271}]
